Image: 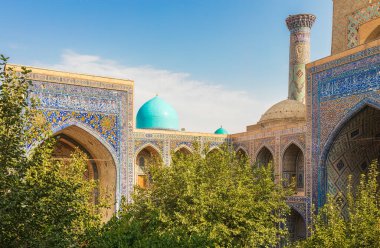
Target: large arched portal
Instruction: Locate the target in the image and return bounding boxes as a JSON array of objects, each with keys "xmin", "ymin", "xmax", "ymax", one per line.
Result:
[
  {"xmin": 135, "ymin": 146, "xmax": 161, "ymax": 189},
  {"xmin": 52, "ymin": 125, "xmax": 116, "ymax": 222},
  {"xmin": 282, "ymin": 144, "xmax": 304, "ymax": 193},
  {"xmin": 326, "ymin": 106, "xmax": 380, "ymax": 209},
  {"xmin": 256, "ymin": 146, "xmax": 274, "ymax": 167}
]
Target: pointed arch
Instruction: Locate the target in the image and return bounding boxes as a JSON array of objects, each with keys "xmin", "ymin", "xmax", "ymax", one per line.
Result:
[
  {"xmin": 282, "ymin": 143, "xmax": 304, "ymax": 193},
  {"xmin": 52, "ymin": 123, "xmax": 117, "ymax": 222},
  {"xmin": 52, "ymin": 119, "xmax": 117, "ymax": 157},
  {"xmin": 281, "ymin": 140, "xmax": 305, "ymax": 158},
  {"xmin": 287, "ymin": 207, "xmax": 306, "ymax": 242},
  {"xmin": 205, "ymin": 147, "xmax": 222, "ymax": 159},
  {"xmin": 174, "ymin": 144, "xmax": 193, "ymax": 155},
  {"xmin": 235, "ymin": 147, "xmax": 248, "ymax": 161},
  {"xmin": 207, "ymin": 146, "xmax": 221, "ymax": 154},
  {"xmin": 135, "ymin": 144, "xmax": 162, "ymax": 189},
  {"xmin": 255, "ymin": 146, "xmax": 274, "ymax": 167},
  {"xmin": 236, "ymin": 146, "xmax": 248, "ymax": 155},
  {"xmin": 135, "ymin": 143, "xmax": 162, "ymax": 157}
]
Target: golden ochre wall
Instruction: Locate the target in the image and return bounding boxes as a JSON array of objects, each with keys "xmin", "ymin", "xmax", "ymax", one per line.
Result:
[{"xmin": 332, "ymin": 0, "xmax": 380, "ymax": 54}]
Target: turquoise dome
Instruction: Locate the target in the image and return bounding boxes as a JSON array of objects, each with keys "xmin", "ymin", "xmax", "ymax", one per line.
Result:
[
  {"xmin": 214, "ymin": 126, "xmax": 228, "ymax": 134},
  {"xmin": 136, "ymin": 96, "xmax": 179, "ymax": 130}
]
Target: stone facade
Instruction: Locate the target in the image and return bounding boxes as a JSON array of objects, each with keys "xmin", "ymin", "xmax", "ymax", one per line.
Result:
[
  {"xmin": 12, "ymin": 65, "xmax": 228, "ymax": 210},
  {"xmin": 8, "ymin": 0, "xmax": 380, "ymax": 239}
]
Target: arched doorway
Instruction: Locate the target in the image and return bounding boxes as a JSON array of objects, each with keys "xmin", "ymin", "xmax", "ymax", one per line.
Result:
[
  {"xmin": 287, "ymin": 208, "xmax": 306, "ymax": 242},
  {"xmin": 256, "ymin": 146, "xmax": 274, "ymax": 167},
  {"xmin": 52, "ymin": 125, "xmax": 116, "ymax": 222},
  {"xmin": 135, "ymin": 146, "xmax": 161, "ymax": 188},
  {"xmin": 282, "ymin": 144, "xmax": 304, "ymax": 193},
  {"xmin": 325, "ymin": 106, "xmax": 380, "ymax": 209}
]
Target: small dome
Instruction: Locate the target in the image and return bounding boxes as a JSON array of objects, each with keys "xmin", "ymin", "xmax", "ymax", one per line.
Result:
[
  {"xmin": 136, "ymin": 96, "xmax": 179, "ymax": 130},
  {"xmin": 214, "ymin": 126, "xmax": 229, "ymax": 135},
  {"xmin": 259, "ymin": 99, "xmax": 305, "ymax": 124}
]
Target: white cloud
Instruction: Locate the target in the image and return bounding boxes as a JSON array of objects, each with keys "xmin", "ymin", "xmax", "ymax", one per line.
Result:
[{"xmin": 34, "ymin": 50, "xmax": 268, "ymax": 133}]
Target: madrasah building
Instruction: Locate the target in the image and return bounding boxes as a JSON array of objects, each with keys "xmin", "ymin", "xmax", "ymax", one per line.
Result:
[{"xmin": 9, "ymin": 0, "xmax": 380, "ymax": 241}]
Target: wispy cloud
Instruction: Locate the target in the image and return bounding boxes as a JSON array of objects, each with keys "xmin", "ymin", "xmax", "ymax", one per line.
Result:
[{"xmin": 34, "ymin": 50, "xmax": 266, "ymax": 133}]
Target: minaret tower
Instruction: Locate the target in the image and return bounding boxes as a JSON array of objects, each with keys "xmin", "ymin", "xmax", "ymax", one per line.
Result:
[{"xmin": 286, "ymin": 14, "xmax": 316, "ymax": 103}]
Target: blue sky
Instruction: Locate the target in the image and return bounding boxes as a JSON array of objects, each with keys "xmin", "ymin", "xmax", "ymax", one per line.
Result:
[{"xmin": 2, "ymin": 0, "xmax": 333, "ymax": 133}]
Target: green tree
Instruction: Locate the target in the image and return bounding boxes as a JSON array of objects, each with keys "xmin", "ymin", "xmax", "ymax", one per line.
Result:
[
  {"xmin": 95, "ymin": 144, "xmax": 291, "ymax": 248},
  {"xmin": 0, "ymin": 56, "xmax": 102, "ymax": 247},
  {"xmin": 293, "ymin": 161, "xmax": 380, "ymax": 248}
]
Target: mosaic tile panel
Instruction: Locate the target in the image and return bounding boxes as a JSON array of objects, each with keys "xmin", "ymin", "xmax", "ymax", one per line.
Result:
[
  {"xmin": 28, "ymin": 77, "xmax": 131, "ymax": 208},
  {"xmin": 280, "ymin": 134, "xmax": 306, "ymax": 153},
  {"xmin": 44, "ymin": 110, "xmax": 119, "ymax": 150},
  {"xmin": 308, "ymin": 44, "xmax": 380, "ymax": 207},
  {"xmin": 253, "ymin": 137, "xmax": 276, "ymax": 159}
]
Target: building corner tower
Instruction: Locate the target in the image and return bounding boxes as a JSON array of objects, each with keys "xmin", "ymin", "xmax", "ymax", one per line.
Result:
[{"xmin": 286, "ymin": 14, "xmax": 316, "ymax": 104}]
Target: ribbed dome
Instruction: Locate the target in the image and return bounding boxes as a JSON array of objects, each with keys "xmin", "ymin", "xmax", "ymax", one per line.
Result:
[
  {"xmin": 214, "ymin": 126, "xmax": 229, "ymax": 135},
  {"xmin": 259, "ymin": 99, "xmax": 305, "ymax": 124},
  {"xmin": 136, "ymin": 96, "xmax": 179, "ymax": 130}
]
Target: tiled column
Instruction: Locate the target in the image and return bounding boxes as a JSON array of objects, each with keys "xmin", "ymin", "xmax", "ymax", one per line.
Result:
[{"xmin": 286, "ymin": 14, "xmax": 316, "ymax": 103}]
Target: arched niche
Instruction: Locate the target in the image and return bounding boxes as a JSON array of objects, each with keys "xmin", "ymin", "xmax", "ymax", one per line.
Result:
[
  {"xmin": 135, "ymin": 145, "xmax": 161, "ymax": 189},
  {"xmin": 174, "ymin": 146, "xmax": 192, "ymax": 156},
  {"xmin": 52, "ymin": 125, "xmax": 116, "ymax": 222},
  {"xmin": 287, "ymin": 208, "xmax": 306, "ymax": 242},
  {"xmin": 365, "ymin": 25, "xmax": 380, "ymax": 43},
  {"xmin": 282, "ymin": 144, "xmax": 304, "ymax": 193},
  {"xmin": 206, "ymin": 147, "xmax": 222, "ymax": 158},
  {"xmin": 325, "ymin": 106, "xmax": 380, "ymax": 210},
  {"xmin": 359, "ymin": 18, "xmax": 380, "ymax": 44},
  {"xmin": 256, "ymin": 146, "xmax": 274, "ymax": 167},
  {"xmin": 236, "ymin": 147, "xmax": 248, "ymax": 159}
]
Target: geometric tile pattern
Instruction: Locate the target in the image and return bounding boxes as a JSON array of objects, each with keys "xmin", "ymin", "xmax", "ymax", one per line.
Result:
[
  {"xmin": 326, "ymin": 107, "xmax": 380, "ymax": 209},
  {"xmin": 308, "ymin": 44, "xmax": 380, "ymax": 208},
  {"xmin": 27, "ymin": 76, "xmax": 131, "ymax": 210},
  {"xmin": 44, "ymin": 110, "xmax": 119, "ymax": 150}
]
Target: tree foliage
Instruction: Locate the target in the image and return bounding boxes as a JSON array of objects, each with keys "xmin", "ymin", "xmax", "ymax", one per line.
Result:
[
  {"xmin": 94, "ymin": 144, "xmax": 291, "ymax": 247},
  {"xmin": 0, "ymin": 56, "xmax": 102, "ymax": 247},
  {"xmin": 293, "ymin": 161, "xmax": 380, "ymax": 248}
]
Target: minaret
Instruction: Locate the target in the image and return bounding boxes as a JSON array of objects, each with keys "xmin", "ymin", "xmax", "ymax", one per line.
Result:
[{"xmin": 286, "ymin": 14, "xmax": 316, "ymax": 103}]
